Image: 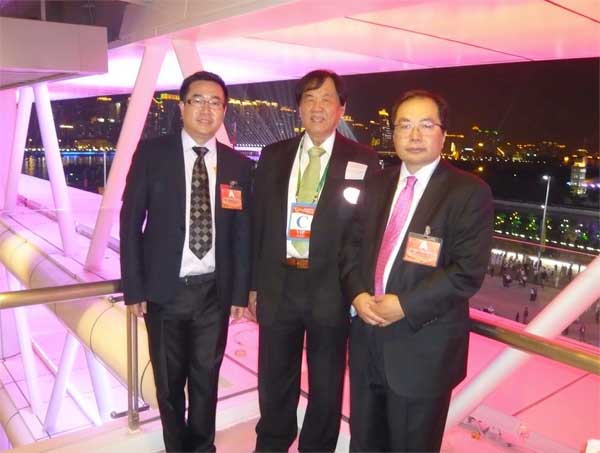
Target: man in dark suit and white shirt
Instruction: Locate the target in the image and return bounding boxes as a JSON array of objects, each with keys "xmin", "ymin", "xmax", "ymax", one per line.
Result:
[
  {"xmin": 341, "ymin": 90, "xmax": 493, "ymax": 452},
  {"xmin": 120, "ymin": 71, "xmax": 253, "ymax": 452},
  {"xmin": 250, "ymin": 70, "xmax": 379, "ymax": 452}
]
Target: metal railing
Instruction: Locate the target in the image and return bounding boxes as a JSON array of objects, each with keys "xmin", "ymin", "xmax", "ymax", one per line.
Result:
[
  {"xmin": 0, "ymin": 279, "xmax": 598, "ymax": 434},
  {"xmin": 0, "ymin": 279, "xmax": 143, "ymax": 431},
  {"xmin": 470, "ymin": 310, "xmax": 599, "ymax": 375}
]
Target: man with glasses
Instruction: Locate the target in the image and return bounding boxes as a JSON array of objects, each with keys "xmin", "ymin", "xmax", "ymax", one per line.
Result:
[
  {"xmin": 250, "ymin": 69, "xmax": 379, "ymax": 452},
  {"xmin": 341, "ymin": 90, "xmax": 493, "ymax": 452},
  {"xmin": 120, "ymin": 71, "xmax": 253, "ymax": 452}
]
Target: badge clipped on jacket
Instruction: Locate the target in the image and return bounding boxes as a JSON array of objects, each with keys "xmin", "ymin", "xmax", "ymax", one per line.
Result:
[
  {"xmin": 220, "ymin": 181, "xmax": 243, "ymax": 210},
  {"xmin": 287, "ymin": 202, "xmax": 316, "ymax": 240},
  {"xmin": 403, "ymin": 225, "xmax": 442, "ymax": 267}
]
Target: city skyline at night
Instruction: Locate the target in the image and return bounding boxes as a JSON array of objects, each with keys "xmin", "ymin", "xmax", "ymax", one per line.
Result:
[{"xmin": 24, "ymin": 58, "xmax": 598, "ymax": 154}]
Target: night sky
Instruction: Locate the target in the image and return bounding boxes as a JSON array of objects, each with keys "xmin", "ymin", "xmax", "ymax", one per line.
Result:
[{"xmin": 229, "ymin": 58, "xmax": 599, "ymax": 151}]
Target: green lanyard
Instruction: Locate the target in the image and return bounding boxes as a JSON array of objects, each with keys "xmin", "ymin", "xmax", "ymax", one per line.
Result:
[{"xmin": 295, "ymin": 138, "xmax": 330, "ymax": 203}]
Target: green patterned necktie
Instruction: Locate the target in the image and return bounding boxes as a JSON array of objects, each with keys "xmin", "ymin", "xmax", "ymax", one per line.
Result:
[{"xmin": 292, "ymin": 146, "xmax": 325, "ymax": 256}]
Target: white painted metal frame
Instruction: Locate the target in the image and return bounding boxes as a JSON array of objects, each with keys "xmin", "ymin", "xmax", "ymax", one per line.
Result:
[
  {"xmin": 85, "ymin": 349, "xmax": 114, "ymax": 422},
  {"xmin": 172, "ymin": 39, "xmax": 232, "ymax": 146},
  {"xmin": 3, "ymin": 87, "xmax": 27, "ymax": 211},
  {"xmin": 85, "ymin": 43, "xmax": 168, "ymax": 270},
  {"xmin": 447, "ymin": 254, "xmax": 600, "ymax": 428},
  {"xmin": 6, "ymin": 271, "xmax": 42, "ymax": 418},
  {"xmin": 32, "ymin": 82, "xmax": 76, "ymax": 256},
  {"xmin": 0, "ymin": 89, "xmax": 17, "ymax": 211},
  {"xmin": 43, "ymin": 334, "xmax": 104, "ymax": 433}
]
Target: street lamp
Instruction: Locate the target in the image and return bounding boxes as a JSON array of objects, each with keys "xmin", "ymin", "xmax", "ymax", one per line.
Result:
[{"xmin": 537, "ymin": 175, "xmax": 551, "ymax": 266}]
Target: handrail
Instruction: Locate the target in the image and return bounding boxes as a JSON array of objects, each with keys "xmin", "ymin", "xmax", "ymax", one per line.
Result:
[
  {"xmin": 0, "ymin": 280, "xmax": 597, "ymax": 375},
  {"xmin": 0, "ymin": 279, "xmax": 597, "ymax": 433},
  {"xmin": 470, "ymin": 310, "xmax": 599, "ymax": 375},
  {"xmin": 0, "ymin": 279, "xmax": 121, "ymax": 309}
]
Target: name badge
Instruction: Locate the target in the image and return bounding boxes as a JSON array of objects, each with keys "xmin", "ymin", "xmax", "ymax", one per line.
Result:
[
  {"xmin": 287, "ymin": 202, "xmax": 316, "ymax": 241},
  {"xmin": 403, "ymin": 230, "xmax": 442, "ymax": 267},
  {"xmin": 220, "ymin": 183, "xmax": 243, "ymax": 210}
]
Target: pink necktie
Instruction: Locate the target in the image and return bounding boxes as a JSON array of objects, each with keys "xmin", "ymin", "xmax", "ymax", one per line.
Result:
[{"xmin": 374, "ymin": 175, "xmax": 417, "ymax": 295}]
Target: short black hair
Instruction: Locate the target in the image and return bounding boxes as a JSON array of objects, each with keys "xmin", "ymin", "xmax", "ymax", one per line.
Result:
[
  {"xmin": 391, "ymin": 89, "xmax": 449, "ymax": 131},
  {"xmin": 179, "ymin": 71, "xmax": 229, "ymax": 104},
  {"xmin": 295, "ymin": 69, "xmax": 347, "ymax": 106}
]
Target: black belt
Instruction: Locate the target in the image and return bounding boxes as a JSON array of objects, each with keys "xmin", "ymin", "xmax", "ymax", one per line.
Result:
[
  {"xmin": 179, "ymin": 273, "xmax": 216, "ymax": 286},
  {"xmin": 284, "ymin": 257, "xmax": 309, "ymax": 269}
]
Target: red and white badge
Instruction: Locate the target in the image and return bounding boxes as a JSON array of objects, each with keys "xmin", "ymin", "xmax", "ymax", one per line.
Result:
[
  {"xmin": 403, "ymin": 230, "xmax": 442, "ymax": 267},
  {"xmin": 220, "ymin": 183, "xmax": 243, "ymax": 210},
  {"xmin": 287, "ymin": 202, "xmax": 316, "ymax": 240}
]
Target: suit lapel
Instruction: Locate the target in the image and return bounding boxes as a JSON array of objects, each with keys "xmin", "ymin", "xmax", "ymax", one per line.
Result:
[
  {"xmin": 277, "ymin": 136, "xmax": 302, "ymax": 220},
  {"xmin": 172, "ymin": 133, "xmax": 186, "ymax": 220},
  {"xmin": 370, "ymin": 167, "xmax": 401, "ymax": 270},
  {"xmin": 214, "ymin": 141, "xmax": 226, "ymax": 233}
]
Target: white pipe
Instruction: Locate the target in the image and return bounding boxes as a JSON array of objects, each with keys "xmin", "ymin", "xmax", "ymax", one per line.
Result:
[
  {"xmin": 447, "ymin": 254, "xmax": 600, "ymax": 428},
  {"xmin": 3, "ymin": 87, "xmax": 24, "ymax": 211},
  {"xmin": 44, "ymin": 334, "xmax": 81, "ymax": 433},
  {"xmin": 0, "ymin": 380, "xmax": 37, "ymax": 447},
  {"xmin": 85, "ymin": 348, "xmax": 114, "ymax": 421},
  {"xmin": 172, "ymin": 39, "xmax": 231, "ymax": 146},
  {"xmin": 32, "ymin": 83, "xmax": 76, "ymax": 256},
  {"xmin": 0, "ymin": 218, "xmax": 158, "ymax": 409},
  {"xmin": 0, "ymin": 89, "xmax": 17, "ymax": 211},
  {"xmin": 85, "ymin": 43, "xmax": 167, "ymax": 271}
]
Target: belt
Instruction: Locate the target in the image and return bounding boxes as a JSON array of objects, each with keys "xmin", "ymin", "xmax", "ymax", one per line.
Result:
[
  {"xmin": 284, "ymin": 257, "xmax": 309, "ymax": 269},
  {"xmin": 179, "ymin": 272, "xmax": 216, "ymax": 286}
]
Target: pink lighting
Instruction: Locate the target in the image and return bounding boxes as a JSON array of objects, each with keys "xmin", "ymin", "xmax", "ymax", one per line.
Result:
[{"xmin": 42, "ymin": 0, "xmax": 598, "ymax": 101}]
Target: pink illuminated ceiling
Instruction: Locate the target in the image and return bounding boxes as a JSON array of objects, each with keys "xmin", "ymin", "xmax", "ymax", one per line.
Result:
[{"xmin": 47, "ymin": 0, "xmax": 599, "ymax": 100}]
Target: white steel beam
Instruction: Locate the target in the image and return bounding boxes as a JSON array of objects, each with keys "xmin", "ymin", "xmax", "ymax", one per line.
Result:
[
  {"xmin": 85, "ymin": 43, "xmax": 167, "ymax": 271},
  {"xmin": 33, "ymin": 82, "xmax": 76, "ymax": 256},
  {"xmin": 44, "ymin": 334, "xmax": 80, "ymax": 433},
  {"xmin": 172, "ymin": 39, "xmax": 231, "ymax": 146},
  {"xmin": 6, "ymin": 271, "xmax": 42, "ymax": 417},
  {"xmin": 84, "ymin": 348, "xmax": 114, "ymax": 421},
  {"xmin": 447, "ymin": 254, "xmax": 600, "ymax": 429},
  {"xmin": 4, "ymin": 87, "xmax": 32, "ymax": 211},
  {"xmin": 0, "ymin": 89, "xmax": 17, "ymax": 211}
]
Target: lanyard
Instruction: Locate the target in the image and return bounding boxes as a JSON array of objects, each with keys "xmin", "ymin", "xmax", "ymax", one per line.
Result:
[{"xmin": 295, "ymin": 136, "xmax": 330, "ymax": 203}]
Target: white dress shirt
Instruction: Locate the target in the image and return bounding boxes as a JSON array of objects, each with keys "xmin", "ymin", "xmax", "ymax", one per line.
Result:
[
  {"xmin": 286, "ymin": 132, "xmax": 336, "ymax": 258},
  {"xmin": 179, "ymin": 129, "xmax": 217, "ymax": 277},
  {"xmin": 382, "ymin": 157, "xmax": 441, "ymax": 290}
]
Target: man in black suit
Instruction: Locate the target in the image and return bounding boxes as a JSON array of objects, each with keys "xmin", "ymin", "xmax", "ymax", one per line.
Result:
[
  {"xmin": 120, "ymin": 71, "xmax": 253, "ymax": 452},
  {"xmin": 250, "ymin": 70, "xmax": 379, "ymax": 452},
  {"xmin": 341, "ymin": 90, "xmax": 493, "ymax": 452}
]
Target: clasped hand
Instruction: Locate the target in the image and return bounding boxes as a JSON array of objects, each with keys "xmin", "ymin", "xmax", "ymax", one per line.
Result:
[{"xmin": 352, "ymin": 292, "xmax": 405, "ymax": 327}]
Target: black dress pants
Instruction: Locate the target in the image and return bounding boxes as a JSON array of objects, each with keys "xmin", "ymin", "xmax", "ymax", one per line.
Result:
[
  {"xmin": 144, "ymin": 275, "xmax": 229, "ymax": 452},
  {"xmin": 255, "ymin": 267, "xmax": 349, "ymax": 452},
  {"xmin": 349, "ymin": 319, "xmax": 452, "ymax": 453}
]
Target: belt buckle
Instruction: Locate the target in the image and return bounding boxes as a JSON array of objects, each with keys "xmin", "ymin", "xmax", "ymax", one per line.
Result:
[{"xmin": 297, "ymin": 259, "xmax": 309, "ymax": 269}]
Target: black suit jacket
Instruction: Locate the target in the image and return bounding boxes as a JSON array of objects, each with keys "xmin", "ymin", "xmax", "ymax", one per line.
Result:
[
  {"xmin": 120, "ymin": 132, "xmax": 253, "ymax": 309},
  {"xmin": 252, "ymin": 132, "xmax": 379, "ymax": 326},
  {"xmin": 341, "ymin": 159, "xmax": 493, "ymax": 397}
]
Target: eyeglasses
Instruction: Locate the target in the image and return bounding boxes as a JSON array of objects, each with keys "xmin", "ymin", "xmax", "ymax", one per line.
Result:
[
  {"xmin": 393, "ymin": 120, "xmax": 443, "ymax": 137},
  {"xmin": 185, "ymin": 96, "xmax": 224, "ymax": 110}
]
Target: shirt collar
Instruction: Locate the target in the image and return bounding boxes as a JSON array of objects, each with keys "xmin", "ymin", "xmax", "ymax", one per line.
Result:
[
  {"xmin": 302, "ymin": 131, "xmax": 336, "ymax": 156},
  {"xmin": 181, "ymin": 129, "xmax": 217, "ymax": 156},
  {"xmin": 399, "ymin": 156, "xmax": 441, "ymax": 187}
]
